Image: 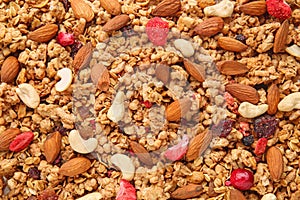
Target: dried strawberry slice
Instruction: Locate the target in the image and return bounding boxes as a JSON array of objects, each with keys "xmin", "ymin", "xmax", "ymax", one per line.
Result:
[
  {"xmin": 116, "ymin": 179, "xmax": 137, "ymax": 200},
  {"xmin": 145, "ymin": 17, "xmax": 169, "ymax": 46},
  {"xmin": 254, "ymin": 137, "xmax": 268, "ymax": 156},
  {"xmin": 9, "ymin": 131, "xmax": 34, "ymax": 152},
  {"xmin": 164, "ymin": 135, "xmax": 189, "ymax": 161}
]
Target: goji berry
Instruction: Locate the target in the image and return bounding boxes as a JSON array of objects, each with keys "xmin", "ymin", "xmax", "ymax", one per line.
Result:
[
  {"xmin": 164, "ymin": 135, "xmax": 189, "ymax": 161},
  {"xmin": 116, "ymin": 179, "xmax": 137, "ymax": 200},
  {"xmin": 9, "ymin": 131, "xmax": 34, "ymax": 152},
  {"xmin": 145, "ymin": 17, "xmax": 169, "ymax": 46},
  {"xmin": 254, "ymin": 137, "xmax": 268, "ymax": 156}
]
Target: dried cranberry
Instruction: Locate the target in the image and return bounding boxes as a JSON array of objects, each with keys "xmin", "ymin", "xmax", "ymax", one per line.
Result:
[
  {"xmin": 37, "ymin": 188, "xmax": 58, "ymax": 200},
  {"xmin": 227, "ymin": 169, "xmax": 254, "ymax": 191},
  {"xmin": 235, "ymin": 34, "xmax": 246, "ymax": 43},
  {"xmin": 121, "ymin": 25, "xmax": 136, "ymax": 37},
  {"xmin": 242, "ymin": 135, "xmax": 254, "ymax": 146},
  {"xmin": 28, "ymin": 167, "xmax": 40, "ymax": 180},
  {"xmin": 164, "ymin": 135, "xmax": 189, "ymax": 161},
  {"xmin": 116, "ymin": 179, "xmax": 136, "ymax": 200},
  {"xmin": 55, "ymin": 126, "xmax": 67, "ymax": 136},
  {"xmin": 211, "ymin": 119, "xmax": 235, "ymax": 137},
  {"xmin": 254, "ymin": 138, "xmax": 268, "ymax": 156},
  {"xmin": 253, "ymin": 114, "xmax": 278, "ymax": 138}
]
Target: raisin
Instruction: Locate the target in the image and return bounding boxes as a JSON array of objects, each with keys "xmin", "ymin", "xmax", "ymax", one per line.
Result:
[
  {"xmin": 121, "ymin": 25, "xmax": 136, "ymax": 37},
  {"xmin": 211, "ymin": 119, "xmax": 235, "ymax": 137},
  {"xmin": 70, "ymin": 41, "xmax": 83, "ymax": 58},
  {"xmin": 235, "ymin": 34, "xmax": 247, "ymax": 43},
  {"xmin": 242, "ymin": 135, "xmax": 254, "ymax": 146},
  {"xmin": 60, "ymin": 0, "xmax": 70, "ymax": 11},
  {"xmin": 28, "ymin": 167, "xmax": 40, "ymax": 180},
  {"xmin": 253, "ymin": 114, "xmax": 278, "ymax": 138}
]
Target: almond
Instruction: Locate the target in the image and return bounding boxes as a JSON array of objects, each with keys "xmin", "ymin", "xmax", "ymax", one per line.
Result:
[
  {"xmin": 0, "ymin": 128, "xmax": 21, "ymax": 151},
  {"xmin": 183, "ymin": 59, "xmax": 205, "ymax": 82},
  {"xmin": 70, "ymin": 0, "xmax": 94, "ymax": 22},
  {"xmin": 73, "ymin": 42, "xmax": 93, "ymax": 72},
  {"xmin": 1, "ymin": 56, "xmax": 20, "ymax": 83},
  {"xmin": 274, "ymin": 19, "xmax": 289, "ymax": 53},
  {"xmin": 229, "ymin": 189, "xmax": 247, "ymax": 200},
  {"xmin": 165, "ymin": 98, "xmax": 192, "ymax": 122},
  {"xmin": 91, "ymin": 63, "xmax": 110, "ymax": 91},
  {"xmin": 171, "ymin": 184, "xmax": 202, "ymax": 199},
  {"xmin": 218, "ymin": 37, "xmax": 248, "ymax": 52},
  {"xmin": 152, "ymin": 0, "xmax": 181, "ymax": 17},
  {"xmin": 155, "ymin": 63, "xmax": 170, "ymax": 84},
  {"xmin": 239, "ymin": 1, "xmax": 267, "ymax": 16},
  {"xmin": 267, "ymin": 84, "xmax": 280, "ymax": 115},
  {"xmin": 216, "ymin": 60, "xmax": 248, "ymax": 75},
  {"xmin": 59, "ymin": 157, "xmax": 91, "ymax": 176},
  {"xmin": 28, "ymin": 24, "xmax": 58, "ymax": 43},
  {"xmin": 129, "ymin": 141, "xmax": 153, "ymax": 166},
  {"xmin": 103, "ymin": 14, "xmax": 130, "ymax": 32},
  {"xmin": 100, "ymin": 0, "xmax": 121, "ymax": 15},
  {"xmin": 193, "ymin": 17, "xmax": 224, "ymax": 37},
  {"xmin": 225, "ymin": 83, "xmax": 260, "ymax": 104},
  {"xmin": 44, "ymin": 131, "xmax": 61, "ymax": 163},
  {"xmin": 186, "ymin": 130, "xmax": 212, "ymax": 161},
  {"xmin": 266, "ymin": 146, "xmax": 283, "ymax": 182}
]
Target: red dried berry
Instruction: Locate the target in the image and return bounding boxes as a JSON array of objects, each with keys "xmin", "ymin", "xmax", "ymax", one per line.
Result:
[
  {"xmin": 145, "ymin": 17, "xmax": 169, "ymax": 46},
  {"xmin": 254, "ymin": 137, "xmax": 268, "ymax": 156},
  {"xmin": 266, "ymin": 0, "xmax": 291, "ymax": 20},
  {"xmin": 9, "ymin": 131, "xmax": 34, "ymax": 152},
  {"xmin": 227, "ymin": 169, "xmax": 254, "ymax": 191},
  {"xmin": 116, "ymin": 179, "xmax": 137, "ymax": 200},
  {"xmin": 164, "ymin": 135, "xmax": 189, "ymax": 161},
  {"xmin": 253, "ymin": 114, "xmax": 278, "ymax": 138},
  {"xmin": 142, "ymin": 100, "xmax": 153, "ymax": 108},
  {"xmin": 57, "ymin": 32, "xmax": 75, "ymax": 47}
]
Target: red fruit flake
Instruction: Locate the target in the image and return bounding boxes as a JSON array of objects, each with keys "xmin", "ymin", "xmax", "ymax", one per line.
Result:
[
  {"xmin": 266, "ymin": 0, "xmax": 291, "ymax": 20},
  {"xmin": 57, "ymin": 32, "xmax": 75, "ymax": 47},
  {"xmin": 228, "ymin": 168, "xmax": 254, "ymax": 191},
  {"xmin": 142, "ymin": 100, "xmax": 153, "ymax": 108},
  {"xmin": 254, "ymin": 137, "xmax": 268, "ymax": 156},
  {"xmin": 9, "ymin": 131, "xmax": 34, "ymax": 152},
  {"xmin": 239, "ymin": 122, "xmax": 250, "ymax": 137},
  {"xmin": 211, "ymin": 119, "xmax": 235, "ymax": 137},
  {"xmin": 164, "ymin": 135, "xmax": 189, "ymax": 161},
  {"xmin": 224, "ymin": 92, "xmax": 238, "ymax": 113},
  {"xmin": 116, "ymin": 179, "xmax": 137, "ymax": 200},
  {"xmin": 145, "ymin": 17, "xmax": 169, "ymax": 46}
]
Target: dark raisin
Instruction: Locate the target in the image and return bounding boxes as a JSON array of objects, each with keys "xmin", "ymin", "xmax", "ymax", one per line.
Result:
[
  {"xmin": 70, "ymin": 41, "xmax": 83, "ymax": 58},
  {"xmin": 53, "ymin": 155, "xmax": 62, "ymax": 166},
  {"xmin": 235, "ymin": 34, "xmax": 246, "ymax": 43},
  {"xmin": 121, "ymin": 25, "xmax": 136, "ymax": 37},
  {"xmin": 242, "ymin": 135, "xmax": 254, "ymax": 146},
  {"xmin": 28, "ymin": 167, "xmax": 40, "ymax": 180},
  {"xmin": 253, "ymin": 114, "xmax": 278, "ymax": 138},
  {"xmin": 254, "ymin": 83, "xmax": 268, "ymax": 91},
  {"xmin": 55, "ymin": 125, "xmax": 67, "ymax": 136},
  {"xmin": 211, "ymin": 119, "xmax": 235, "ymax": 137},
  {"xmin": 60, "ymin": 0, "xmax": 70, "ymax": 11}
]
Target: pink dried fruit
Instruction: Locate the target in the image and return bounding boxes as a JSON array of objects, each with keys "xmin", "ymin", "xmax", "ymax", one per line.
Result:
[
  {"xmin": 145, "ymin": 17, "xmax": 169, "ymax": 46},
  {"xmin": 254, "ymin": 137, "xmax": 268, "ymax": 156},
  {"xmin": 116, "ymin": 179, "xmax": 137, "ymax": 200},
  {"xmin": 239, "ymin": 122, "xmax": 250, "ymax": 137},
  {"xmin": 9, "ymin": 131, "xmax": 34, "ymax": 152},
  {"xmin": 226, "ymin": 168, "xmax": 254, "ymax": 191},
  {"xmin": 224, "ymin": 92, "xmax": 238, "ymax": 113},
  {"xmin": 142, "ymin": 100, "xmax": 153, "ymax": 108},
  {"xmin": 164, "ymin": 135, "xmax": 189, "ymax": 161},
  {"xmin": 57, "ymin": 32, "xmax": 75, "ymax": 47},
  {"xmin": 266, "ymin": 0, "xmax": 291, "ymax": 20},
  {"xmin": 211, "ymin": 119, "xmax": 235, "ymax": 137}
]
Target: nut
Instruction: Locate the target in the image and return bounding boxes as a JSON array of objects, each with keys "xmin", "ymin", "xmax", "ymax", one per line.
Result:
[
  {"xmin": 165, "ymin": 98, "xmax": 192, "ymax": 122},
  {"xmin": 266, "ymin": 146, "xmax": 284, "ymax": 182},
  {"xmin": 267, "ymin": 84, "xmax": 280, "ymax": 115},
  {"xmin": 59, "ymin": 157, "xmax": 91, "ymax": 176},
  {"xmin": 110, "ymin": 154, "xmax": 135, "ymax": 181},
  {"xmin": 0, "ymin": 128, "xmax": 21, "ymax": 151},
  {"xmin": 238, "ymin": 102, "xmax": 268, "ymax": 118},
  {"xmin": 203, "ymin": 0, "xmax": 234, "ymax": 18},
  {"xmin": 129, "ymin": 141, "xmax": 153, "ymax": 166},
  {"xmin": 183, "ymin": 59, "xmax": 205, "ymax": 82},
  {"xmin": 76, "ymin": 192, "xmax": 103, "ymax": 200},
  {"xmin": 100, "ymin": 0, "xmax": 121, "ymax": 15},
  {"xmin": 155, "ymin": 63, "xmax": 170, "ymax": 84},
  {"xmin": 55, "ymin": 68, "xmax": 73, "ymax": 92},
  {"xmin": 27, "ymin": 24, "xmax": 58, "ymax": 43},
  {"xmin": 68, "ymin": 130, "xmax": 98, "ymax": 154},
  {"xmin": 16, "ymin": 83, "xmax": 40, "ymax": 109},
  {"xmin": 152, "ymin": 0, "xmax": 181, "ymax": 17},
  {"xmin": 174, "ymin": 39, "xmax": 195, "ymax": 57},
  {"xmin": 261, "ymin": 193, "xmax": 277, "ymax": 200},
  {"xmin": 91, "ymin": 63, "xmax": 110, "ymax": 91},
  {"xmin": 171, "ymin": 184, "xmax": 202, "ymax": 199},
  {"xmin": 225, "ymin": 83, "xmax": 260, "ymax": 104},
  {"xmin": 218, "ymin": 37, "xmax": 248, "ymax": 52},
  {"xmin": 285, "ymin": 44, "xmax": 300, "ymax": 58},
  {"xmin": 239, "ymin": 1, "xmax": 267, "ymax": 16},
  {"xmin": 103, "ymin": 14, "xmax": 130, "ymax": 32},
  {"xmin": 193, "ymin": 17, "xmax": 224, "ymax": 37},
  {"xmin": 277, "ymin": 92, "xmax": 300, "ymax": 112},
  {"xmin": 274, "ymin": 20, "xmax": 289, "ymax": 53},
  {"xmin": 229, "ymin": 189, "xmax": 247, "ymax": 200},
  {"xmin": 1, "ymin": 56, "xmax": 20, "ymax": 83},
  {"xmin": 73, "ymin": 42, "xmax": 93, "ymax": 72},
  {"xmin": 44, "ymin": 131, "xmax": 61, "ymax": 163},
  {"xmin": 70, "ymin": 0, "xmax": 94, "ymax": 22},
  {"xmin": 107, "ymin": 91, "xmax": 125, "ymax": 123},
  {"xmin": 216, "ymin": 60, "xmax": 248, "ymax": 75},
  {"xmin": 186, "ymin": 130, "xmax": 212, "ymax": 161}
]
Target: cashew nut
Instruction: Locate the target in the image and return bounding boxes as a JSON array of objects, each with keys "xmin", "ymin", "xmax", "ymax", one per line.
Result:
[
  {"xmin": 55, "ymin": 68, "xmax": 73, "ymax": 92},
  {"xmin": 261, "ymin": 193, "xmax": 277, "ymax": 200},
  {"xmin": 238, "ymin": 102, "xmax": 268, "ymax": 118},
  {"xmin": 107, "ymin": 91, "xmax": 125, "ymax": 123},
  {"xmin": 285, "ymin": 44, "xmax": 300, "ymax": 58},
  {"xmin": 76, "ymin": 192, "xmax": 103, "ymax": 200},
  {"xmin": 68, "ymin": 130, "xmax": 98, "ymax": 154},
  {"xmin": 110, "ymin": 153, "xmax": 135, "ymax": 181},
  {"xmin": 278, "ymin": 92, "xmax": 300, "ymax": 112},
  {"xmin": 174, "ymin": 39, "xmax": 194, "ymax": 57},
  {"xmin": 203, "ymin": 0, "xmax": 234, "ymax": 18},
  {"xmin": 16, "ymin": 83, "xmax": 40, "ymax": 109}
]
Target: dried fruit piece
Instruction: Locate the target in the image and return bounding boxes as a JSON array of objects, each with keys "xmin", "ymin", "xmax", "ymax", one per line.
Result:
[
  {"xmin": 186, "ymin": 130, "xmax": 212, "ymax": 161},
  {"xmin": 165, "ymin": 98, "xmax": 192, "ymax": 122},
  {"xmin": 218, "ymin": 37, "xmax": 248, "ymax": 52},
  {"xmin": 171, "ymin": 184, "xmax": 202, "ymax": 199},
  {"xmin": 227, "ymin": 169, "xmax": 254, "ymax": 191},
  {"xmin": 28, "ymin": 167, "xmax": 40, "ymax": 180},
  {"xmin": 152, "ymin": 0, "xmax": 181, "ymax": 17},
  {"xmin": 28, "ymin": 24, "xmax": 58, "ymax": 43},
  {"xmin": 267, "ymin": 84, "xmax": 280, "ymax": 115},
  {"xmin": 37, "ymin": 188, "xmax": 58, "ymax": 200},
  {"xmin": 164, "ymin": 135, "xmax": 189, "ymax": 161},
  {"xmin": 102, "ymin": 14, "xmax": 130, "ymax": 32},
  {"xmin": 59, "ymin": 157, "xmax": 91, "ymax": 176},
  {"xmin": 266, "ymin": 146, "xmax": 283, "ymax": 181},
  {"xmin": 225, "ymin": 83, "xmax": 260, "ymax": 104},
  {"xmin": 193, "ymin": 17, "xmax": 224, "ymax": 37},
  {"xmin": 273, "ymin": 20, "xmax": 289, "ymax": 53},
  {"xmin": 70, "ymin": 0, "xmax": 94, "ymax": 22},
  {"xmin": 242, "ymin": 135, "xmax": 254, "ymax": 146},
  {"xmin": 1, "ymin": 56, "xmax": 20, "ymax": 83},
  {"xmin": 9, "ymin": 131, "xmax": 34, "ymax": 152},
  {"xmin": 253, "ymin": 114, "xmax": 278, "ymax": 138},
  {"xmin": 44, "ymin": 131, "xmax": 61, "ymax": 163},
  {"xmin": 254, "ymin": 137, "xmax": 268, "ymax": 156},
  {"xmin": 266, "ymin": 0, "xmax": 291, "ymax": 19},
  {"xmin": 239, "ymin": 1, "xmax": 267, "ymax": 16},
  {"xmin": 216, "ymin": 60, "xmax": 248, "ymax": 75},
  {"xmin": 129, "ymin": 141, "xmax": 153, "ymax": 166},
  {"xmin": 57, "ymin": 32, "xmax": 75, "ymax": 47},
  {"xmin": 116, "ymin": 179, "xmax": 137, "ymax": 200},
  {"xmin": 145, "ymin": 17, "xmax": 169, "ymax": 46},
  {"xmin": 211, "ymin": 119, "xmax": 234, "ymax": 137}
]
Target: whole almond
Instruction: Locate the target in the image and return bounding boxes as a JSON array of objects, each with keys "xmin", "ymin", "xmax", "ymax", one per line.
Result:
[
  {"xmin": 130, "ymin": 141, "xmax": 153, "ymax": 166},
  {"xmin": 274, "ymin": 20, "xmax": 289, "ymax": 53},
  {"xmin": 73, "ymin": 42, "xmax": 93, "ymax": 72},
  {"xmin": 152, "ymin": 0, "xmax": 181, "ymax": 17},
  {"xmin": 225, "ymin": 83, "xmax": 260, "ymax": 104},
  {"xmin": 218, "ymin": 37, "xmax": 248, "ymax": 52},
  {"xmin": 103, "ymin": 14, "xmax": 130, "ymax": 32},
  {"xmin": 193, "ymin": 17, "xmax": 224, "ymax": 37},
  {"xmin": 91, "ymin": 63, "xmax": 110, "ymax": 91},
  {"xmin": 171, "ymin": 184, "xmax": 202, "ymax": 199},
  {"xmin": 165, "ymin": 98, "xmax": 192, "ymax": 122},
  {"xmin": 100, "ymin": 0, "xmax": 121, "ymax": 15},
  {"xmin": 28, "ymin": 24, "xmax": 58, "ymax": 43},
  {"xmin": 70, "ymin": 0, "xmax": 94, "ymax": 22},
  {"xmin": 186, "ymin": 130, "xmax": 212, "ymax": 161},
  {"xmin": 59, "ymin": 157, "xmax": 91, "ymax": 176},
  {"xmin": 267, "ymin": 84, "xmax": 280, "ymax": 115},
  {"xmin": 44, "ymin": 131, "xmax": 61, "ymax": 163},
  {"xmin": 0, "ymin": 128, "xmax": 21, "ymax": 151},
  {"xmin": 266, "ymin": 146, "xmax": 283, "ymax": 182},
  {"xmin": 1, "ymin": 56, "xmax": 20, "ymax": 83},
  {"xmin": 183, "ymin": 59, "xmax": 205, "ymax": 82},
  {"xmin": 155, "ymin": 63, "xmax": 170, "ymax": 84},
  {"xmin": 216, "ymin": 60, "xmax": 248, "ymax": 75},
  {"xmin": 229, "ymin": 189, "xmax": 247, "ymax": 200},
  {"xmin": 239, "ymin": 1, "xmax": 267, "ymax": 16}
]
